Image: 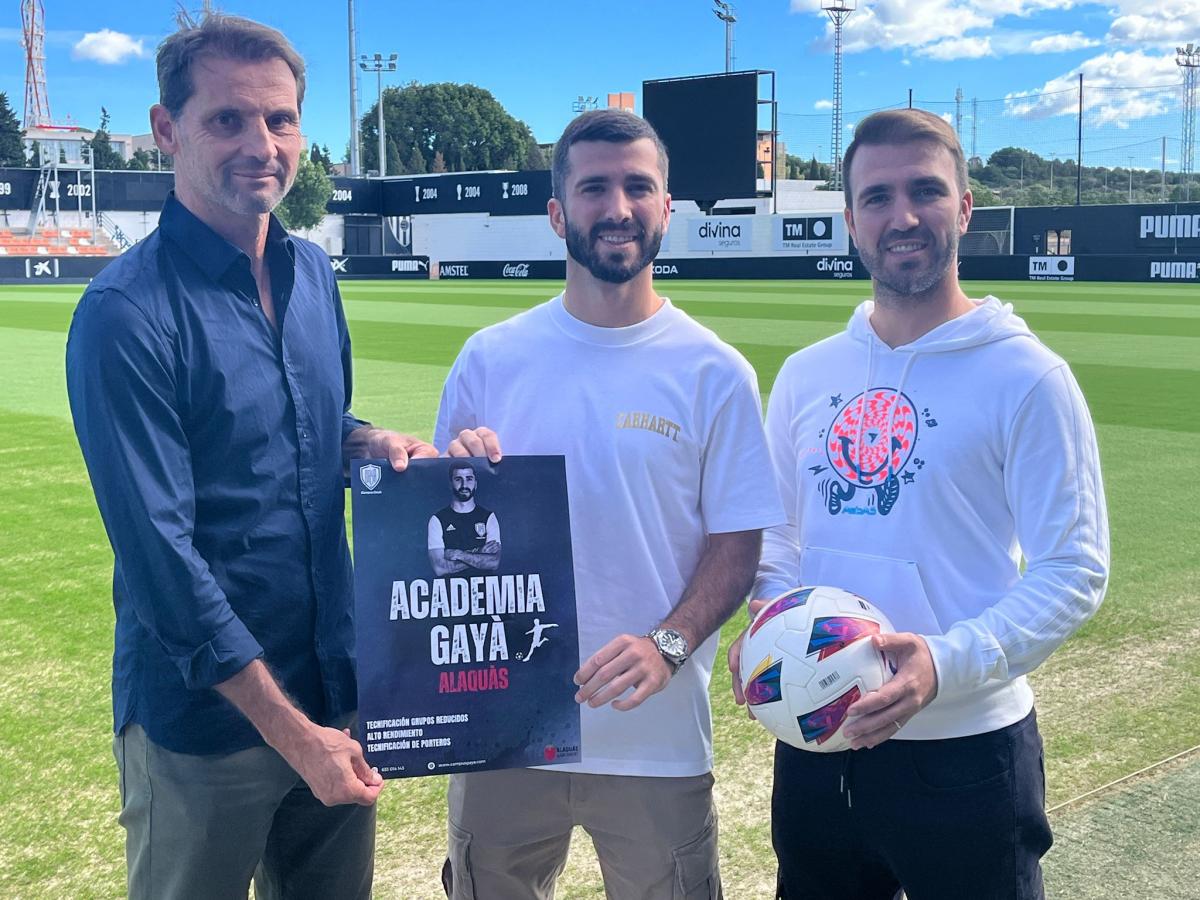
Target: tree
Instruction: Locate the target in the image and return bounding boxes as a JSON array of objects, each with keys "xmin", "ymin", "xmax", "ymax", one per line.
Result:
[
  {"xmin": 523, "ymin": 140, "xmax": 547, "ymax": 170},
  {"xmin": 386, "ymin": 139, "xmax": 402, "ymax": 176},
  {"xmin": 0, "ymin": 92, "xmax": 25, "ymax": 166},
  {"xmin": 309, "ymin": 143, "xmax": 334, "ymax": 174},
  {"xmin": 127, "ymin": 149, "xmax": 154, "ymax": 171},
  {"xmin": 360, "ymin": 81, "xmax": 541, "ymax": 174},
  {"xmin": 27, "ymin": 139, "xmax": 42, "ymax": 167},
  {"xmin": 406, "ymin": 144, "xmax": 427, "ymax": 175},
  {"xmin": 431, "ymin": 149, "xmax": 447, "ymax": 173},
  {"xmin": 86, "ymin": 107, "xmax": 127, "ymax": 170},
  {"xmin": 968, "ymin": 179, "xmax": 1000, "ymax": 208},
  {"xmin": 275, "ymin": 154, "xmax": 332, "ymax": 231}
]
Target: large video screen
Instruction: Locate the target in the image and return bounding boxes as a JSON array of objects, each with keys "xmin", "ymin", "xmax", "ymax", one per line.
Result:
[{"xmin": 643, "ymin": 72, "xmax": 758, "ymax": 203}]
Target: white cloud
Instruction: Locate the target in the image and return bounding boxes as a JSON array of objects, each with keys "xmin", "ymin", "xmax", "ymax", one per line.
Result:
[
  {"xmin": 970, "ymin": 0, "xmax": 1075, "ymax": 15},
  {"xmin": 917, "ymin": 36, "xmax": 994, "ymax": 60},
  {"xmin": 1027, "ymin": 32, "xmax": 1100, "ymax": 54},
  {"xmin": 1107, "ymin": 0, "xmax": 1200, "ymax": 46},
  {"xmin": 73, "ymin": 29, "xmax": 146, "ymax": 65},
  {"xmin": 1004, "ymin": 50, "xmax": 1182, "ymax": 125},
  {"xmin": 814, "ymin": 99, "xmax": 834, "ymax": 110},
  {"xmin": 788, "ymin": 1, "xmax": 1121, "ymax": 62}
]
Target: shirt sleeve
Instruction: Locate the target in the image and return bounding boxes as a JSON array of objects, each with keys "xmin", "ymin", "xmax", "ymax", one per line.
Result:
[
  {"xmin": 923, "ymin": 365, "xmax": 1110, "ymax": 700},
  {"xmin": 434, "ymin": 336, "xmax": 481, "ymax": 450},
  {"xmin": 428, "ymin": 515, "xmax": 444, "ymax": 550},
  {"xmin": 697, "ymin": 359, "xmax": 786, "ymax": 536},
  {"xmin": 753, "ymin": 358, "xmax": 803, "ymax": 601},
  {"xmin": 486, "ymin": 512, "xmax": 501, "ymax": 544},
  {"xmin": 66, "ymin": 288, "xmax": 263, "ymax": 690}
]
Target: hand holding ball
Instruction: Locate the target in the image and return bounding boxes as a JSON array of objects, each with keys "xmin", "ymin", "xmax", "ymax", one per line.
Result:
[{"xmin": 739, "ymin": 586, "xmax": 896, "ymax": 752}]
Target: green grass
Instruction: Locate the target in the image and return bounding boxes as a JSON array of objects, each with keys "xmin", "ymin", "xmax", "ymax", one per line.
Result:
[{"xmin": 1, "ymin": 278, "xmax": 1197, "ymax": 898}]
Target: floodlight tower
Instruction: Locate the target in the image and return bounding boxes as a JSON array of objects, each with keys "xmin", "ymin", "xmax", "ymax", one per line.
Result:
[
  {"xmin": 360, "ymin": 53, "xmax": 398, "ymax": 176},
  {"xmin": 713, "ymin": 2, "xmax": 736, "ymax": 73},
  {"xmin": 21, "ymin": 0, "xmax": 52, "ymax": 129},
  {"xmin": 348, "ymin": 0, "xmax": 361, "ymax": 175},
  {"xmin": 1178, "ymin": 43, "xmax": 1198, "ymax": 201},
  {"xmin": 822, "ymin": 0, "xmax": 855, "ymax": 190}
]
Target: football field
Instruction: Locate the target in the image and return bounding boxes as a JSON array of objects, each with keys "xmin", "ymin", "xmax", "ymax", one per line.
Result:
[{"xmin": 1, "ymin": 277, "xmax": 1197, "ymax": 897}]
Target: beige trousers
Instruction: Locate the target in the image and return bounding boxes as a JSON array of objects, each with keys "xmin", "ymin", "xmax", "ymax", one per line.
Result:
[{"xmin": 446, "ymin": 767, "xmax": 722, "ymax": 900}]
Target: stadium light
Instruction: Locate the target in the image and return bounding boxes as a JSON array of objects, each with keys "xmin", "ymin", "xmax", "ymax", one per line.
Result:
[
  {"xmin": 821, "ymin": 0, "xmax": 856, "ymax": 191},
  {"xmin": 1177, "ymin": 43, "xmax": 1198, "ymax": 201},
  {"xmin": 713, "ymin": 2, "xmax": 737, "ymax": 73},
  {"xmin": 359, "ymin": 53, "xmax": 398, "ymax": 177}
]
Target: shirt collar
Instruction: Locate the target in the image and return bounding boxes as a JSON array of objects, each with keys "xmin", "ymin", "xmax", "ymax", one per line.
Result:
[{"xmin": 159, "ymin": 192, "xmax": 294, "ymax": 282}]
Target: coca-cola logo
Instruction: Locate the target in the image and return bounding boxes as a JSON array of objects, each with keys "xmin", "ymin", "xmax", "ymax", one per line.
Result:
[{"xmin": 502, "ymin": 263, "xmax": 530, "ymax": 277}]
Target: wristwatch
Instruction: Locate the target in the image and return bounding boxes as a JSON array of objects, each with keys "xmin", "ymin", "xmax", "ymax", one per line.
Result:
[{"xmin": 647, "ymin": 627, "xmax": 690, "ymax": 675}]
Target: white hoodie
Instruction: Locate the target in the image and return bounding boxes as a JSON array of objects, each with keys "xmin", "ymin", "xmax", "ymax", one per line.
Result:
[{"xmin": 755, "ymin": 296, "xmax": 1110, "ymax": 739}]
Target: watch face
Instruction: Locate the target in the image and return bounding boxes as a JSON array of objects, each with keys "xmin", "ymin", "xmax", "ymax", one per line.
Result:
[{"xmin": 656, "ymin": 630, "xmax": 687, "ymax": 659}]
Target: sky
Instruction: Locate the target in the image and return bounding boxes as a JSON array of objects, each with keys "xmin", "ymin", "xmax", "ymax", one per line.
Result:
[{"xmin": 0, "ymin": 0, "xmax": 1196, "ymax": 169}]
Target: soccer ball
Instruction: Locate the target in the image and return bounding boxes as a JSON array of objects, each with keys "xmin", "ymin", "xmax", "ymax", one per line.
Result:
[{"xmin": 739, "ymin": 586, "xmax": 895, "ymax": 753}]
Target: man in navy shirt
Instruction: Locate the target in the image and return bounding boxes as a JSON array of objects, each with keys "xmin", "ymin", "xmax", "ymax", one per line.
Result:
[{"xmin": 65, "ymin": 13, "xmax": 434, "ymax": 899}]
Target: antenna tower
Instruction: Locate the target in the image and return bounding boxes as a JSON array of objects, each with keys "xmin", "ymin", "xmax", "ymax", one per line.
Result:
[
  {"xmin": 822, "ymin": 0, "xmax": 855, "ymax": 191},
  {"xmin": 1178, "ymin": 43, "xmax": 1198, "ymax": 202},
  {"xmin": 971, "ymin": 97, "xmax": 978, "ymax": 162},
  {"xmin": 955, "ymin": 87, "xmax": 963, "ymax": 143},
  {"xmin": 21, "ymin": 0, "xmax": 52, "ymax": 128}
]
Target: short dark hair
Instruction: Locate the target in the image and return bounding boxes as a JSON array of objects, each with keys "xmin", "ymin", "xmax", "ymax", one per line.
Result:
[
  {"xmin": 551, "ymin": 109, "xmax": 669, "ymax": 200},
  {"xmin": 156, "ymin": 12, "xmax": 306, "ymax": 116},
  {"xmin": 448, "ymin": 461, "xmax": 475, "ymax": 481},
  {"xmin": 842, "ymin": 108, "xmax": 968, "ymax": 207}
]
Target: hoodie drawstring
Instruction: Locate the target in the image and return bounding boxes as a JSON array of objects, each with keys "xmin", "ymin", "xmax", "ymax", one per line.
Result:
[
  {"xmin": 884, "ymin": 351, "xmax": 921, "ymax": 481},
  {"xmin": 839, "ymin": 750, "xmax": 854, "ymax": 808}
]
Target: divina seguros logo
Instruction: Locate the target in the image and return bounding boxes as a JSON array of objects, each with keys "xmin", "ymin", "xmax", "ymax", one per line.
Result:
[{"xmin": 816, "ymin": 257, "xmax": 854, "ymax": 278}]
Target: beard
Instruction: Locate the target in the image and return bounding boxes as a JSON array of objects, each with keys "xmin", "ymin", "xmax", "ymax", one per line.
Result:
[
  {"xmin": 177, "ymin": 154, "xmax": 293, "ymax": 218},
  {"xmin": 564, "ymin": 215, "xmax": 664, "ymax": 284},
  {"xmin": 454, "ymin": 487, "xmax": 474, "ymax": 501},
  {"xmin": 857, "ymin": 226, "xmax": 959, "ymax": 303}
]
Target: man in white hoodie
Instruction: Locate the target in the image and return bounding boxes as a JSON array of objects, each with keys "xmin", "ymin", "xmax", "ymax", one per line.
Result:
[{"xmin": 730, "ymin": 109, "xmax": 1109, "ymax": 899}]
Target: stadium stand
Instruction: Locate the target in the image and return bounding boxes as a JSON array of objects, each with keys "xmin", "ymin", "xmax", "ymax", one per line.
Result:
[{"xmin": 0, "ymin": 227, "xmax": 120, "ymax": 256}]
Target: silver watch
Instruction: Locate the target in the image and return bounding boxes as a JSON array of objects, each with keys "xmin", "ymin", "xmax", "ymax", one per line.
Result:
[{"xmin": 647, "ymin": 627, "xmax": 690, "ymax": 674}]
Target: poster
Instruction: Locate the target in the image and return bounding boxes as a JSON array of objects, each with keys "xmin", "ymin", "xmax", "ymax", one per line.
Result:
[{"xmin": 351, "ymin": 456, "xmax": 581, "ymax": 777}]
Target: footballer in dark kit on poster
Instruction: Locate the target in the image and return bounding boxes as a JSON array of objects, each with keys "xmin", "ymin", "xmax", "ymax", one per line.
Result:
[{"xmin": 351, "ymin": 456, "xmax": 581, "ymax": 778}]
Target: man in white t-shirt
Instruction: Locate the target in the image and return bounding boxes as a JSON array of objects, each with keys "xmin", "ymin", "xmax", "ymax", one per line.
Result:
[{"xmin": 435, "ymin": 109, "xmax": 784, "ymax": 900}]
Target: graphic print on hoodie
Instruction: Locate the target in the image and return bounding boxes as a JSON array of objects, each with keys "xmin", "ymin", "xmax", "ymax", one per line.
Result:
[{"xmin": 819, "ymin": 387, "xmax": 932, "ymax": 516}]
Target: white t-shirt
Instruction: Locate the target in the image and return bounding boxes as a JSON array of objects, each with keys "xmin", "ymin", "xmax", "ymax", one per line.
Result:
[{"xmin": 435, "ymin": 295, "xmax": 784, "ymax": 776}]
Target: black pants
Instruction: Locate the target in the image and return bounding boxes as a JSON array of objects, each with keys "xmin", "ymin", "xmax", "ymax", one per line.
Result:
[{"xmin": 773, "ymin": 710, "xmax": 1052, "ymax": 900}]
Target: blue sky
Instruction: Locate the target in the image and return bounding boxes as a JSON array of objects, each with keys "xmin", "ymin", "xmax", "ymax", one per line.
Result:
[{"xmin": 0, "ymin": 1, "xmax": 1195, "ymax": 168}]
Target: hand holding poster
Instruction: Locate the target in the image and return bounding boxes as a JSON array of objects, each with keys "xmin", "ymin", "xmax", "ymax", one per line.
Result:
[{"xmin": 351, "ymin": 456, "xmax": 581, "ymax": 777}]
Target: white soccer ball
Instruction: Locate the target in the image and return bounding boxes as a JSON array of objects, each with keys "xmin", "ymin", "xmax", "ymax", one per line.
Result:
[{"xmin": 739, "ymin": 586, "xmax": 895, "ymax": 752}]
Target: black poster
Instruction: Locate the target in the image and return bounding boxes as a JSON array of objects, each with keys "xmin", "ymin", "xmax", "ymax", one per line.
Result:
[{"xmin": 351, "ymin": 456, "xmax": 581, "ymax": 777}]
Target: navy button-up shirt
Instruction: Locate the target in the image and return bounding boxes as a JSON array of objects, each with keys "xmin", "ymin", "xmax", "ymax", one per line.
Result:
[{"xmin": 67, "ymin": 194, "xmax": 366, "ymax": 755}]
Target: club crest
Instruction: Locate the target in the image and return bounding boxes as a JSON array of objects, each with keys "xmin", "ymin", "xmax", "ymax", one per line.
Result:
[{"xmin": 360, "ymin": 464, "xmax": 382, "ymax": 491}]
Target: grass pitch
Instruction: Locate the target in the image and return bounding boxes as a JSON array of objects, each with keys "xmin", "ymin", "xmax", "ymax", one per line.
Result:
[{"xmin": 1, "ymin": 278, "xmax": 1197, "ymax": 898}]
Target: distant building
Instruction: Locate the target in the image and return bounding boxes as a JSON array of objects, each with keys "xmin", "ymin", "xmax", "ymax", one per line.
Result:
[
  {"xmin": 757, "ymin": 131, "xmax": 787, "ymax": 182},
  {"xmin": 23, "ymin": 125, "xmax": 134, "ymax": 166},
  {"xmin": 607, "ymin": 92, "xmax": 635, "ymax": 113}
]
